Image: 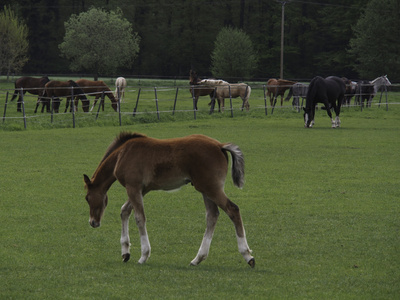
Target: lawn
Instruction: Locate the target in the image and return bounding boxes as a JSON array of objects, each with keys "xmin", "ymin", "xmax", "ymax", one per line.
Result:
[{"xmin": 0, "ymin": 79, "xmax": 399, "ymax": 299}]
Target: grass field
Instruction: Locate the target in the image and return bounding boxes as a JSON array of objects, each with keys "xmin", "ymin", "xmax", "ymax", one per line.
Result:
[{"xmin": 1, "ymin": 79, "xmax": 399, "ymax": 299}]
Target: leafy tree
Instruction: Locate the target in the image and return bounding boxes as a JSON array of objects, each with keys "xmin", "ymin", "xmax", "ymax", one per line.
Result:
[
  {"xmin": 0, "ymin": 5, "xmax": 28, "ymax": 79},
  {"xmin": 349, "ymin": 0, "xmax": 400, "ymax": 79},
  {"xmin": 59, "ymin": 7, "xmax": 140, "ymax": 80},
  {"xmin": 210, "ymin": 27, "xmax": 257, "ymax": 79}
]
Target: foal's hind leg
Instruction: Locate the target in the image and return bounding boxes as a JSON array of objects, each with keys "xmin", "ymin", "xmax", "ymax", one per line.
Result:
[
  {"xmin": 191, "ymin": 195, "xmax": 220, "ymax": 266},
  {"xmin": 198, "ymin": 190, "xmax": 254, "ymax": 267}
]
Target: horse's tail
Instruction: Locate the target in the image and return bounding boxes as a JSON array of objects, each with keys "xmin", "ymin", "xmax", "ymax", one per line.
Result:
[
  {"xmin": 222, "ymin": 143, "xmax": 245, "ymax": 189},
  {"xmin": 244, "ymin": 85, "xmax": 251, "ymax": 101},
  {"xmin": 285, "ymin": 86, "xmax": 293, "ymax": 101}
]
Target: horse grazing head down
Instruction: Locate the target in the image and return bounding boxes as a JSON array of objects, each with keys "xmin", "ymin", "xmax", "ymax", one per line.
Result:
[{"xmin": 83, "ymin": 174, "xmax": 108, "ymax": 228}]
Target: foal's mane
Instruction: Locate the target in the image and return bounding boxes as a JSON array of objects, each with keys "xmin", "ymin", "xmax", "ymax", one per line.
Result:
[{"xmin": 100, "ymin": 132, "xmax": 146, "ymax": 164}]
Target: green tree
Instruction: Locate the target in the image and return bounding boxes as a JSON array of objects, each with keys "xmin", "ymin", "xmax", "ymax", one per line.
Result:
[
  {"xmin": 0, "ymin": 5, "xmax": 28, "ymax": 80},
  {"xmin": 210, "ymin": 27, "xmax": 257, "ymax": 79},
  {"xmin": 59, "ymin": 7, "xmax": 140, "ymax": 80},
  {"xmin": 349, "ymin": 0, "xmax": 400, "ymax": 79}
]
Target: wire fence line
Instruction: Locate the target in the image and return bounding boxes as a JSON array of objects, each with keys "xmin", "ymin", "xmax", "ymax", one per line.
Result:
[{"xmin": 1, "ymin": 83, "xmax": 397, "ymax": 129}]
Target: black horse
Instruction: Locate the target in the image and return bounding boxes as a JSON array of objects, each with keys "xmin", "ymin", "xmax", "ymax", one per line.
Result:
[
  {"xmin": 43, "ymin": 80, "xmax": 90, "ymax": 113},
  {"xmin": 303, "ymin": 76, "xmax": 345, "ymax": 128}
]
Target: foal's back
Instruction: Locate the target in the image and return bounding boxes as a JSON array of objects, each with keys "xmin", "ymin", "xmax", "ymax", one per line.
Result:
[{"xmin": 113, "ymin": 134, "xmax": 229, "ymax": 193}]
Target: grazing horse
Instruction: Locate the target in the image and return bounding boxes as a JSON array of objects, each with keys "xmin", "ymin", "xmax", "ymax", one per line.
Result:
[
  {"xmin": 354, "ymin": 80, "xmax": 374, "ymax": 108},
  {"xmin": 189, "ymin": 70, "xmax": 216, "ymax": 110},
  {"xmin": 303, "ymin": 76, "xmax": 345, "ymax": 128},
  {"xmin": 10, "ymin": 76, "xmax": 50, "ymax": 112},
  {"xmin": 342, "ymin": 77, "xmax": 357, "ymax": 106},
  {"xmin": 115, "ymin": 77, "xmax": 127, "ymax": 102},
  {"xmin": 75, "ymin": 79, "xmax": 118, "ymax": 112},
  {"xmin": 266, "ymin": 78, "xmax": 296, "ymax": 111},
  {"xmin": 285, "ymin": 82, "xmax": 308, "ymax": 112},
  {"xmin": 199, "ymin": 79, "xmax": 251, "ymax": 112},
  {"xmin": 44, "ymin": 80, "xmax": 90, "ymax": 113},
  {"xmin": 83, "ymin": 132, "xmax": 255, "ymax": 268},
  {"xmin": 354, "ymin": 75, "xmax": 391, "ymax": 108}
]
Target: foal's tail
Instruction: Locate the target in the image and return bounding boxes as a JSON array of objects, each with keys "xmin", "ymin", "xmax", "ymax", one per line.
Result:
[{"xmin": 222, "ymin": 143, "xmax": 245, "ymax": 188}]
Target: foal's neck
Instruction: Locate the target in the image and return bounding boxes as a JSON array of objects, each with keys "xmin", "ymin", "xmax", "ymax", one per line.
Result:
[{"xmin": 92, "ymin": 153, "xmax": 118, "ymax": 192}]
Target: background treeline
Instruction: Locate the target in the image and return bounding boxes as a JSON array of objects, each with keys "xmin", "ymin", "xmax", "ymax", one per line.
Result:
[{"xmin": 1, "ymin": 0, "xmax": 398, "ymax": 80}]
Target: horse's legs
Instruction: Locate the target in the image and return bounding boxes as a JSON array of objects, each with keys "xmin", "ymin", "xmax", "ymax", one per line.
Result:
[
  {"xmin": 190, "ymin": 194, "xmax": 220, "ymax": 266},
  {"xmin": 120, "ymin": 200, "xmax": 133, "ymax": 262},
  {"xmin": 101, "ymin": 96, "xmax": 105, "ymax": 111},
  {"xmin": 74, "ymin": 98, "xmax": 79, "ymax": 111},
  {"xmin": 64, "ymin": 98, "xmax": 70, "ymax": 113},
  {"xmin": 199, "ymin": 189, "xmax": 254, "ymax": 267},
  {"xmin": 125, "ymin": 188, "xmax": 151, "ymax": 264},
  {"xmin": 91, "ymin": 98, "xmax": 98, "ymax": 112},
  {"xmin": 220, "ymin": 195, "xmax": 254, "ymax": 267}
]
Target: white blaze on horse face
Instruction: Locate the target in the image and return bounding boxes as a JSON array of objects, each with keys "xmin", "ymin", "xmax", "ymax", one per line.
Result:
[{"xmin": 304, "ymin": 113, "xmax": 309, "ymax": 127}]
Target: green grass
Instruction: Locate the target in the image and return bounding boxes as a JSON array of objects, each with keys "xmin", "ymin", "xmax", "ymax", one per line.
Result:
[{"xmin": 0, "ymin": 80, "xmax": 399, "ymax": 299}]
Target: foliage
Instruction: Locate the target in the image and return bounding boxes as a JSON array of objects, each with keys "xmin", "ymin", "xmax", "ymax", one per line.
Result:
[
  {"xmin": 210, "ymin": 27, "xmax": 257, "ymax": 79},
  {"xmin": 0, "ymin": 5, "xmax": 28, "ymax": 78},
  {"xmin": 349, "ymin": 0, "xmax": 400, "ymax": 79},
  {"xmin": 59, "ymin": 7, "xmax": 140, "ymax": 80}
]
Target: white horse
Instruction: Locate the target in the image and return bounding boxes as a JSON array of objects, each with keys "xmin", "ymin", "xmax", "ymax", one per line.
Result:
[
  {"xmin": 199, "ymin": 79, "xmax": 251, "ymax": 112},
  {"xmin": 115, "ymin": 77, "xmax": 127, "ymax": 102}
]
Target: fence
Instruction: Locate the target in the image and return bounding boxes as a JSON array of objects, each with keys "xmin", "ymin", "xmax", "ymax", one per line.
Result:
[{"xmin": 1, "ymin": 82, "xmax": 396, "ymax": 130}]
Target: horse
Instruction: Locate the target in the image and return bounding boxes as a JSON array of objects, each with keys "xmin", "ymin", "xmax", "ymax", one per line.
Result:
[
  {"xmin": 198, "ymin": 79, "xmax": 251, "ymax": 112},
  {"xmin": 189, "ymin": 70, "xmax": 216, "ymax": 110},
  {"xmin": 342, "ymin": 77, "xmax": 357, "ymax": 106},
  {"xmin": 303, "ymin": 76, "xmax": 345, "ymax": 128},
  {"xmin": 83, "ymin": 132, "xmax": 255, "ymax": 268},
  {"xmin": 115, "ymin": 77, "xmax": 127, "ymax": 102},
  {"xmin": 10, "ymin": 76, "xmax": 50, "ymax": 112},
  {"xmin": 354, "ymin": 80, "xmax": 374, "ymax": 108},
  {"xmin": 43, "ymin": 80, "xmax": 90, "ymax": 113},
  {"xmin": 354, "ymin": 75, "xmax": 391, "ymax": 108},
  {"xmin": 285, "ymin": 82, "xmax": 308, "ymax": 112},
  {"xmin": 266, "ymin": 78, "xmax": 296, "ymax": 112},
  {"xmin": 75, "ymin": 79, "xmax": 118, "ymax": 112}
]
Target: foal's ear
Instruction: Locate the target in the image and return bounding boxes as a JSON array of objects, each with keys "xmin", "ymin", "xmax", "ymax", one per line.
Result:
[{"xmin": 83, "ymin": 174, "xmax": 91, "ymax": 185}]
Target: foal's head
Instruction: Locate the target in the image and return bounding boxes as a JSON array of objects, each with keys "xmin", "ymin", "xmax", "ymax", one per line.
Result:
[{"xmin": 83, "ymin": 174, "xmax": 108, "ymax": 228}]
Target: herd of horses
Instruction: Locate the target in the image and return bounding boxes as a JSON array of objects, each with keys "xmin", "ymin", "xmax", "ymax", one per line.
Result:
[
  {"xmin": 10, "ymin": 76, "xmax": 126, "ymax": 113},
  {"xmin": 9, "ymin": 72, "xmax": 391, "ymax": 128},
  {"xmin": 189, "ymin": 70, "xmax": 391, "ymax": 128}
]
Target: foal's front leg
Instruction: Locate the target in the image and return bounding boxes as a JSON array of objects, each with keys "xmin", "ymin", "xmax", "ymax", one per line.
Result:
[
  {"xmin": 126, "ymin": 189, "xmax": 151, "ymax": 264},
  {"xmin": 120, "ymin": 201, "xmax": 133, "ymax": 262}
]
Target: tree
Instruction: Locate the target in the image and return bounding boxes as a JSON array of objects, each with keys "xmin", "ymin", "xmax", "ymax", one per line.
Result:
[
  {"xmin": 210, "ymin": 27, "xmax": 257, "ymax": 79},
  {"xmin": 59, "ymin": 7, "xmax": 140, "ymax": 80},
  {"xmin": 0, "ymin": 5, "xmax": 29, "ymax": 80},
  {"xmin": 349, "ymin": 0, "xmax": 400, "ymax": 79}
]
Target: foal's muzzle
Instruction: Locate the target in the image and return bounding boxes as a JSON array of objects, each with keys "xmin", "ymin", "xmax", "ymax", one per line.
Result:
[{"xmin": 90, "ymin": 220, "xmax": 100, "ymax": 228}]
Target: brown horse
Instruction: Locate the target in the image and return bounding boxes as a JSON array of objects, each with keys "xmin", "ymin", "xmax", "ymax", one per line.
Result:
[
  {"xmin": 200, "ymin": 79, "xmax": 251, "ymax": 112},
  {"xmin": 75, "ymin": 79, "xmax": 118, "ymax": 112},
  {"xmin": 189, "ymin": 70, "xmax": 216, "ymax": 110},
  {"xmin": 44, "ymin": 80, "xmax": 90, "ymax": 113},
  {"xmin": 267, "ymin": 78, "xmax": 296, "ymax": 111},
  {"xmin": 83, "ymin": 132, "xmax": 255, "ymax": 268},
  {"xmin": 10, "ymin": 76, "xmax": 50, "ymax": 112}
]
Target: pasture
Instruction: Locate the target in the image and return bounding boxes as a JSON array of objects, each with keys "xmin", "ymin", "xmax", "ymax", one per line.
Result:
[{"xmin": 1, "ymin": 78, "xmax": 399, "ymax": 299}]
